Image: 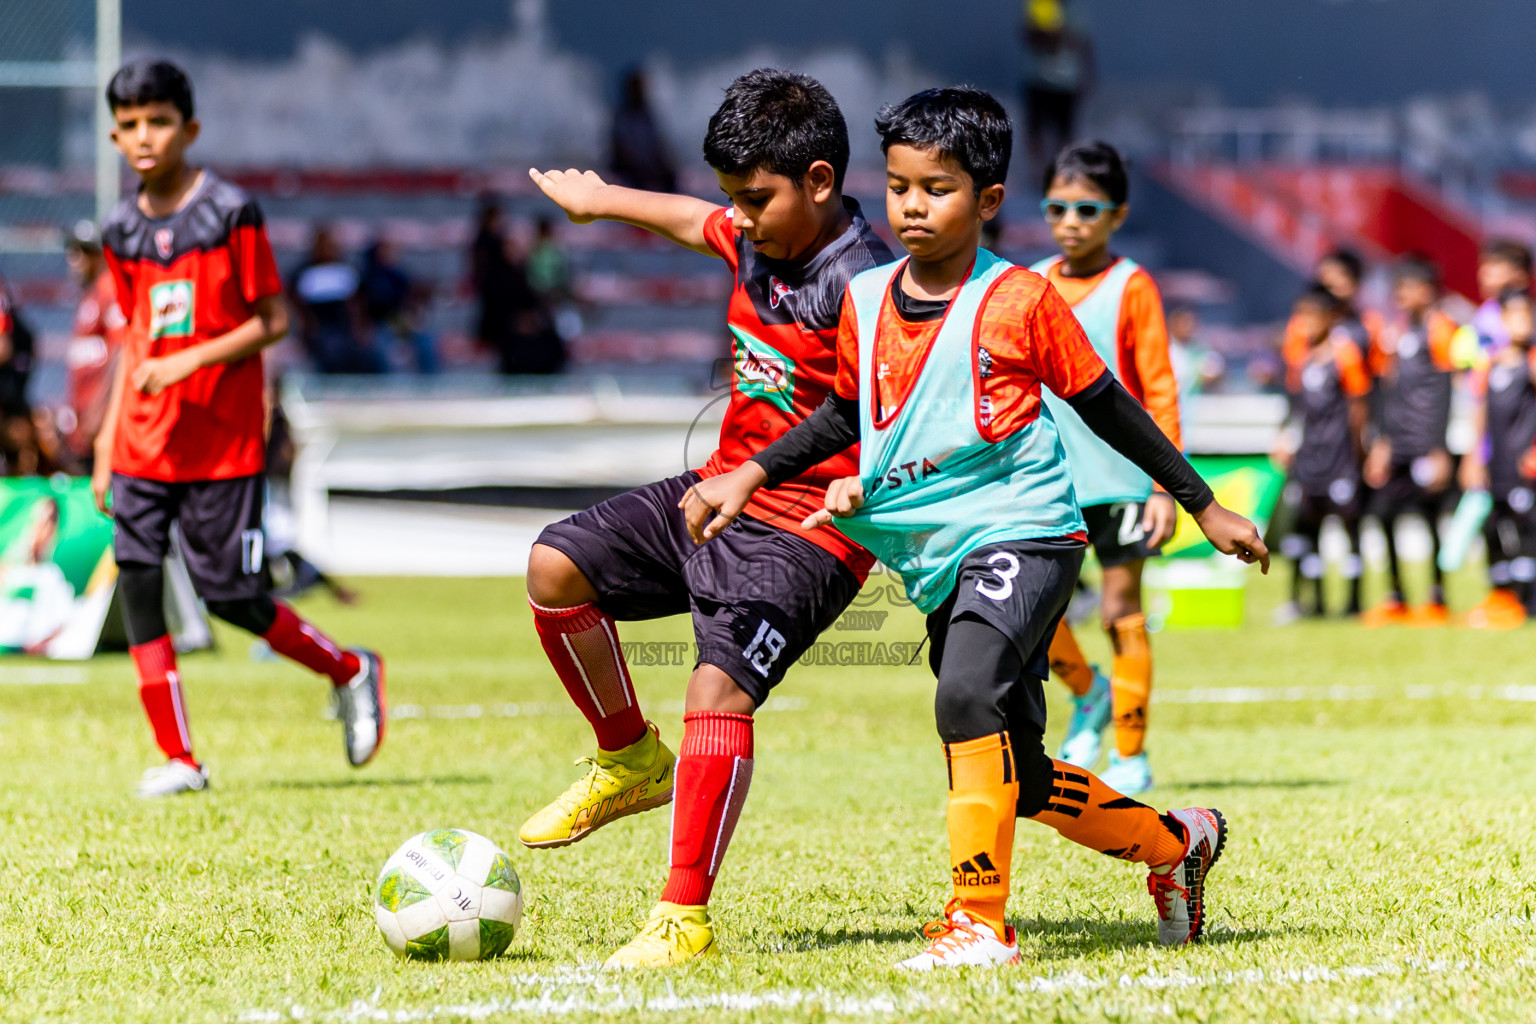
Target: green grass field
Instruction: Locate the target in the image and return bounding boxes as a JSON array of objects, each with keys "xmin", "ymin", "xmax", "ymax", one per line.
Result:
[{"xmin": 4, "ymin": 573, "xmax": 1536, "ymax": 1023}]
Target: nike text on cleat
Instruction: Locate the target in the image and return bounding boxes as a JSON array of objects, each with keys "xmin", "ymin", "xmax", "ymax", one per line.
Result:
[
  {"xmin": 137, "ymin": 759, "xmax": 209, "ymax": 799},
  {"xmin": 1058, "ymin": 666, "xmax": 1112, "ymax": 769},
  {"xmin": 1101, "ymin": 750, "xmax": 1153, "ymax": 795},
  {"xmin": 1148, "ymin": 806, "xmax": 1228, "ymax": 945},
  {"xmin": 896, "ymin": 899, "xmax": 1020, "ymax": 970},
  {"xmin": 604, "ymin": 902, "xmax": 716, "ymax": 968},
  {"xmin": 334, "ymin": 650, "xmax": 386, "ymax": 767},
  {"xmin": 518, "ymin": 721, "xmax": 675, "ymax": 849}
]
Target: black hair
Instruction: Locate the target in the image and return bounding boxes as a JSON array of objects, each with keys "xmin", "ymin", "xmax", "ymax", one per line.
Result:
[
  {"xmin": 1295, "ymin": 281, "xmax": 1345, "ymax": 314},
  {"xmin": 1482, "ymin": 237, "xmax": 1534, "ymax": 276},
  {"xmin": 703, "ymin": 69, "xmax": 849, "ymax": 189},
  {"xmin": 875, "ymin": 87, "xmax": 1012, "ymax": 191},
  {"xmin": 106, "ymin": 59, "xmax": 194, "ymax": 121},
  {"xmin": 1043, "ymin": 140, "xmax": 1128, "ymax": 206},
  {"xmin": 1318, "ymin": 248, "xmax": 1365, "ymax": 285},
  {"xmin": 1395, "ymin": 253, "xmax": 1441, "ymax": 290}
]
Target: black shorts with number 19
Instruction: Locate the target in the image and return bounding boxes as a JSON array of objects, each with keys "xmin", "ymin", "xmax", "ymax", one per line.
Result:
[{"xmin": 536, "ymin": 471, "xmax": 861, "ymax": 706}]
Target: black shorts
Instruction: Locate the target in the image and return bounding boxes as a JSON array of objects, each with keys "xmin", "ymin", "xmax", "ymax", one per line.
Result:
[
  {"xmin": 112, "ymin": 473, "xmax": 268, "ymax": 601},
  {"xmin": 1083, "ymin": 500, "xmax": 1161, "ymax": 568},
  {"xmin": 1364, "ymin": 463, "xmax": 1453, "ymax": 522},
  {"xmin": 926, "ymin": 541, "xmax": 1085, "ymax": 735},
  {"xmin": 536, "ymin": 471, "xmax": 861, "ymax": 706}
]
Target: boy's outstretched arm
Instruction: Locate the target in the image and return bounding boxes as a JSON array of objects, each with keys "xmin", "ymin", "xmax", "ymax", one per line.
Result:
[
  {"xmin": 528, "ymin": 168, "xmax": 717, "ymax": 256},
  {"xmin": 1067, "ymin": 372, "xmax": 1269, "ymax": 571}
]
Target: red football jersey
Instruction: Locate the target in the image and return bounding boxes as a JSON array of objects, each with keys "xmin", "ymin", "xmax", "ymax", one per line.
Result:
[
  {"xmin": 102, "ymin": 171, "xmax": 281, "ymax": 482},
  {"xmin": 697, "ymin": 200, "xmax": 892, "ymax": 576}
]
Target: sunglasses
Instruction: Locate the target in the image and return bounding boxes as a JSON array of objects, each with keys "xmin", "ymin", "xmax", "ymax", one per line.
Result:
[{"xmin": 1040, "ymin": 199, "xmax": 1119, "ymax": 224}]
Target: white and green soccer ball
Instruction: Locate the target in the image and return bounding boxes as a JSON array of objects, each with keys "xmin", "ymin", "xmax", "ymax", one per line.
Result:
[{"xmin": 373, "ymin": 828, "xmax": 523, "ymax": 961}]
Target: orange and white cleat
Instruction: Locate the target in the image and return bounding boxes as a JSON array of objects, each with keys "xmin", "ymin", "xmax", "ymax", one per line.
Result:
[
  {"xmin": 1404, "ymin": 603, "xmax": 1450, "ymax": 628},
  {"xmin": 1149, "ymin": 807, "xmax": 1228, "ymax": 945},
  {"xmin": 895, "ymin": 899, "xmax": 1020, "ymax": 971}
]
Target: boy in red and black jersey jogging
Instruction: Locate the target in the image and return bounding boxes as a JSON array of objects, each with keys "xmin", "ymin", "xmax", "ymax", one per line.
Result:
[
  {"xmin": 520, "ymin": 69, "xmax": 892, "ymax": 966},
  {"xmin": 95, "ymin": 60, "xmax": 384, "ymax": 799}
]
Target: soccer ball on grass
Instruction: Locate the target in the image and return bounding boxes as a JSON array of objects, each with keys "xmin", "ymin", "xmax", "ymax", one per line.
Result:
[{"xmin": 373, "ymin": 828, "xmax": 523, "ymax": 960}]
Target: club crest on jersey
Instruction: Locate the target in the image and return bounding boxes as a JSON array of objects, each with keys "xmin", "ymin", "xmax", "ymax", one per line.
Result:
[
  {"xmin": 767, "ymin": 276, "xmax": 793, "ymax": 309},
  {"xmin": 728, "ymin": 325, "xmax": 795, "ymax": 413},
  {"xmin": 149, "ymin": 280, "xmax": 195, "ymax": 339},
  {"xmin": 154, "ymin": 228, "xmax": 174, "ymax": 260}
]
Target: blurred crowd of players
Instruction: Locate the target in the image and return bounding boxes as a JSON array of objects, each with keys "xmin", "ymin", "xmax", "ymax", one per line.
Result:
[{"xmin": 1268, "ymin": 240, "xmax": 1536, "ymax": 629}]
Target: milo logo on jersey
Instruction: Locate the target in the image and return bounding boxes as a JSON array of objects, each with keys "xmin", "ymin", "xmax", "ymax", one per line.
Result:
[
  {"xmin": 148, "ymin": 280, "xmax": 195, "ymax": 339},
  {"xmin": 729, "ymin": 325, "xmax": 795, "ymax": 413}
]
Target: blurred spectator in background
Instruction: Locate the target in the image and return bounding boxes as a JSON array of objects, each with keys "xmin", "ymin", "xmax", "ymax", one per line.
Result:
[
  {"xmin": 1464, "ymin": 238, "xmax": 1532, "ymax": 355},
  {"xmin": 289, "ymin": 225, "xmax": 386, "ymax": 374},
  {"xmin": 527, "ymin": 217, "xmax": 582, "ymax": 344},
  {"xmin": 1314, "ymin": 248, "xmax": 1382, "ymax": 353},
  {"xmin": 360, "ymin": 237, "xmax": 438, "ymax": 373},
  {"xmin": 609, "ymin": 68, "xmax": 677, "ymax": 194},
  {"xmin": 1167, "ymin": 305, "xmax": 1226, "ymax": 405},
  {"xmin": 469, "ymin": 199, "xmax": 565, "ymax": 376},
  {"xmin": 0, "ymin": 272, "xmax": 56, "ymax": 476},
  {"xmin": 1021, "ymin": 0, "xmax": 1093, "ymax": 173},
  {"xmin": 61, "ymin": 220, "xmax": 126, "ymax": 467}
]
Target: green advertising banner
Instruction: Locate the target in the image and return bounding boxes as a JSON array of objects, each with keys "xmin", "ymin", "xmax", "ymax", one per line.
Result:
[
  {"xmin": 0, "ymin": 477, "xmax": 116, "ymax": 655},
  {"xmin": 1161, "ymin": 455, "xmax": 1287, "ymax": 560}
]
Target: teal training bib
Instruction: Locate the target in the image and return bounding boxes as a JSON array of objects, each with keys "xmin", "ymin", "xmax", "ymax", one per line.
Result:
[
  {"xmin": 1034, "ymin": 256, "xmax": 1155, "ymax": 507},
  {"xmin": 832, "ymin": 250, "xmax": 1084, "ymax": 613}
]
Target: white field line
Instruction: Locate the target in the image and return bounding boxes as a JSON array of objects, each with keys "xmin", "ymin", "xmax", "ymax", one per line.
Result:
[
  {"xmin": 379, "ymin": 683, "xmax": 1536, "ymax": 720},
  {"xmin": 0, "ymin": 665, "xmax": 87, "ymax": 685},
  {"xmin": 237, "ymin": 955, "xmax": 1536, "ymax": 1022},
  {"xmin": 382, "ymin": 696, "xmax": 807, "ymax": 721},
  {"xmin": 1156, "ymin": 682, "xmax": 1536, "ymax": 705}
]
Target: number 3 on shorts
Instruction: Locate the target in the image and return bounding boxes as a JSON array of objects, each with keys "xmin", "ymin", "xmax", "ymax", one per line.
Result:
[{"xmin": 975, "ymin": 551, "xmax": 1020, "ymax": 601}]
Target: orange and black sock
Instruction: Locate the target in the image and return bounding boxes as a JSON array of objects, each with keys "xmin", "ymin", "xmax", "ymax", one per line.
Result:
[
  {"xmin": 944, "ymin": 733, "xmax": 1018, "ymax": 937},
  {"xmin": 1105, "ymin": 614, "xmax": 1151, "ymax": 757},
  {"xmin": 1048, "ymin": 621, "xmax": 1095, "ymax": 698},
  {"xmin": 1026, "ymin": 758, "xmax": 1186, "ymax": 867}
]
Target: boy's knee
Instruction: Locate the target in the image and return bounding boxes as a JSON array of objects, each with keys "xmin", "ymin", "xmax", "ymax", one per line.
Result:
[
  {"xmin": 527, "ymin": 543, "xmax": 597, "ymax": 608},
  {"xmin": 205, "ymin": 594, "xmax": 277, "ymax": 635},
  {"xmin": 684, "ymin": 664, "xmax": 756, "ymax": 716}
]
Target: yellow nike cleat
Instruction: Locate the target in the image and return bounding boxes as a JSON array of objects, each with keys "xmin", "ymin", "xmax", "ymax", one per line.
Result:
[
  {"xmin": 604, "ymin": 902, "xmax": 717, "ymax": 968},
  {"xmin": 518, "ymin": 721, "xmax": 675, "ymax": 849}
]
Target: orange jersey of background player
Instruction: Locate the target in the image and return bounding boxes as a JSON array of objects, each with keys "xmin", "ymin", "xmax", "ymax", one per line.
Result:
[
  {"xmin": 1040, "ymin": 259, "xmax": 1181, "ymax": 446},
  {"xmin": 833, "ymin": 264, "xmax": 1107, "ymax": 446}
]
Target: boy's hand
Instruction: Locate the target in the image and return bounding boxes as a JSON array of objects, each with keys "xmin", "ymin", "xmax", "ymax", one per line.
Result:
[
  {"xmin": 90, "ymin": 460, "xmax": 113, "ymax": 517},
  {"xmin": 1192, "ymin": 501, "xmax": 1269, "ymax": 573},
  {"xmin": 802, "ymin": 476, "xmax": 865, "ymax": 529},
  {"xmin": 1142, "ymin": 492, "xmax": 1178, "ymax": 548},
  {"xmin": 1461, "ymin": 454, "xmax": 1489, "ymax": 491},
  {"xmin": 528, "ymin": 168, "xmax": 610, "ymax": 224},
  {"xmin": 680, "ymin": 464, "xmax": 767, "ymax": 544},
  {"xmin": 1363, "ymin": 438, "xmax": 1392, "ymax": 489},
  {"xmin": 132, "ymin": 350, "xmax": 201, "ymax": 395}
]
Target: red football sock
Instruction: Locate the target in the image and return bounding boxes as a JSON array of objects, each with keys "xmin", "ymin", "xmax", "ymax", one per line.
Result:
[
  {"xmin": 661, "ymin": 711, "xmax": 755, "ymax": 907},
  {"xmin": 530, "ymin": 599, "xmax": 646, "ymax": 751},
  {"xmin": 263, "ymin": 603, "xmax": 359, "ymax": 687},
  {"xmin": 130, "ymin": 635, "xmax": 196, "ymax": 766}
]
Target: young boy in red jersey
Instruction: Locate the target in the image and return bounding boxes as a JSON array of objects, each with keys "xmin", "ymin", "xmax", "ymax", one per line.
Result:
[
  {"xmin": 95, "ymin": 60, "xmax": 384, "ymax": 798},
  {"xmin": 686, "ymin": 87, "xmax": 1266, "ymax": 969},
  {"xmin": 521, "ymin": 69, "xmax": 892, "ymax": 966}
]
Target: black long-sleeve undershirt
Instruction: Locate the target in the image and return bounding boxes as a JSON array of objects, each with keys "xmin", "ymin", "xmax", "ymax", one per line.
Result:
[{"xmin": 749, "ymin": 370, "xmax": 1215, "ymax": 515}]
